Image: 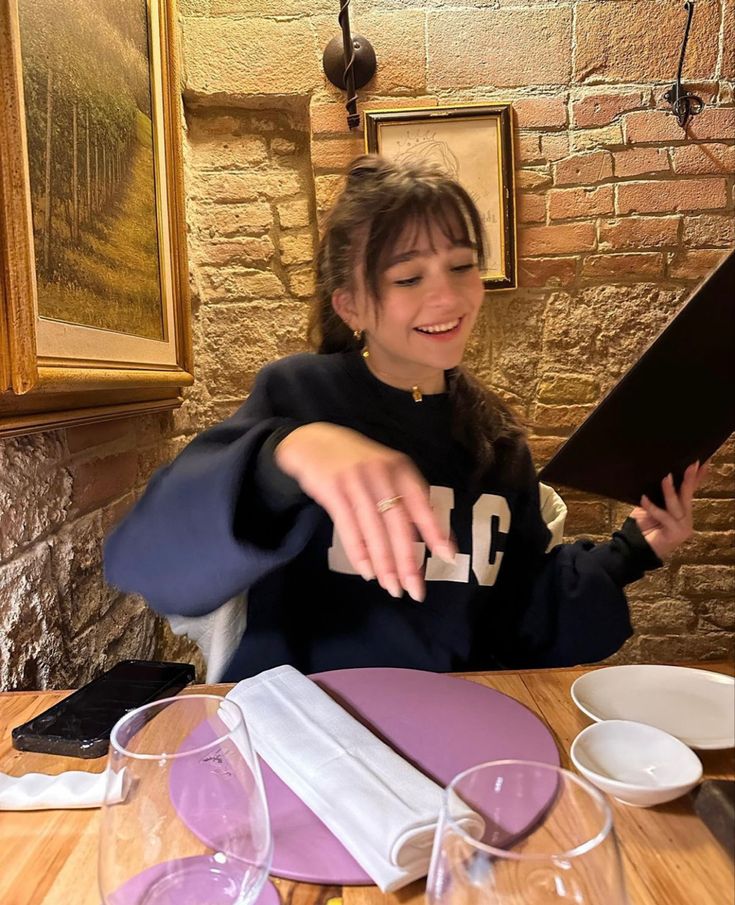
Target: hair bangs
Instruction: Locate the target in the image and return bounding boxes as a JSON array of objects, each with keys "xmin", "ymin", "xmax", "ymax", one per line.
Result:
[{"xmin": 363, "ymin": 182, "xmax": 486, "ymax": 300}]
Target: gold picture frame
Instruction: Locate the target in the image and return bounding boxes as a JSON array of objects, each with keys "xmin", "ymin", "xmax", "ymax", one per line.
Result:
[
  {"xmin": 0, "ymin": 0, "xmax": 193, "ymax": 439},
  {"xmin": 364, "ymin": 103, "xmax": 517, "ymax": 290}
]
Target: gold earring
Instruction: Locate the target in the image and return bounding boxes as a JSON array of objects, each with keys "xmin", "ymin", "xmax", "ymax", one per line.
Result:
[{"xmin": 353, "ymin": 329, "xmax": 370, "ymax": 359}]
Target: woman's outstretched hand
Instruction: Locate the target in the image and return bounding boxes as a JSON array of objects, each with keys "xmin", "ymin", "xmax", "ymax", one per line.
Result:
[
  {"xmin": 275, "ymin": 422, "xmax": 456, "ymax": 602},
  {"xmin": 630, "ymin": 461, "xmax": 708, "ymax": 560}
]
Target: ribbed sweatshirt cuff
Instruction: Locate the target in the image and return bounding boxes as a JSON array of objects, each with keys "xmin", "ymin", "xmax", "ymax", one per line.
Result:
[{"xmin": 589, "ymin": 517, "xmax": 663, "ymax": 587}]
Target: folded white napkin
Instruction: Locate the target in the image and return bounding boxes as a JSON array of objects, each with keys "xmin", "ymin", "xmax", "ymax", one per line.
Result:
[
  {"xmin": 227, "ymin": 665, "xmax": 483, "ymax": 892},
  {"xmin": 0, "ymin": 768, "xmax": 126, "ymax": 810}
]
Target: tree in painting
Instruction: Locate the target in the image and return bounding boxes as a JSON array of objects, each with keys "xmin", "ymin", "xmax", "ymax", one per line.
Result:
[{"xmin": 18, "ymin": 0, "xmax": 164, "ymax": 340}]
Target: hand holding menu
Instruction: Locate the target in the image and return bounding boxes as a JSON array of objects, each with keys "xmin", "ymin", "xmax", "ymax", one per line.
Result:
[{"xmin": 539, "ymin": 248, "xmax": 735, "ymax": 507}]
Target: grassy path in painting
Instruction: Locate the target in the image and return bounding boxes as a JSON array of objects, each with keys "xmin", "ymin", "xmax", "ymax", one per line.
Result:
[{"xmin": 38, "ymin": 110, "xmax": 164, "ymax": 340}]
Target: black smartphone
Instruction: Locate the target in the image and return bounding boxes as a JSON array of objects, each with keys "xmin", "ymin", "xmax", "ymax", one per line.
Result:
[{"xmin": 11, "ymin": 659, "xmax": 196, "ymax": 759}]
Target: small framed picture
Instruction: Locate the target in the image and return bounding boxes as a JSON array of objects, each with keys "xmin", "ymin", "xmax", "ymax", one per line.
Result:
[
  {"xmin": 0, "ymin": 0, "xmax": 193, "ymax": 438},
  {"xmin": 365, "ymin": 104, "xmax": 517, "ymax": 290}
]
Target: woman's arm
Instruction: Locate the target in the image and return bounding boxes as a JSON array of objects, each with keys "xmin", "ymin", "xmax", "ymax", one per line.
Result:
[
  {"xmin": 492, "ymin": 453, "xmax": 704, "ymax": 669},
  {"xmin": 103, "ymin": 369, "xmax": 320, "ymax": 616}
]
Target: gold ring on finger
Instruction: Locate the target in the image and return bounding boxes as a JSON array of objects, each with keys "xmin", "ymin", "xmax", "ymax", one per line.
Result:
[{"xmin": 376, "ymin": 495, "xmax": 402, "ymax": 514}]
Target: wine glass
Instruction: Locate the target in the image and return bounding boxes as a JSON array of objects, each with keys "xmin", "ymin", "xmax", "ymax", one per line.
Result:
[
  {"xmin": 427, "ymin": 759, "xmax": 628, "ymax": 905},
  {"xmin": 99, "ymin": 694, "xmax": 272, "ymax": 905}
]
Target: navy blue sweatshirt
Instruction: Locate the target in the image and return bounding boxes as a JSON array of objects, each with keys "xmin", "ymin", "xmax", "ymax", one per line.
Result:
[{"xmin": 104, "ymin": 351, "xmax": 661, "ymax": 680}]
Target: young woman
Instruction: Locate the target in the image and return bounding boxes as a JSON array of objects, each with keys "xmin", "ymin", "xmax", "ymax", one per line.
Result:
[{"xmin": 104, "ymin": 155, "xmax": 704, "ymax": 680}]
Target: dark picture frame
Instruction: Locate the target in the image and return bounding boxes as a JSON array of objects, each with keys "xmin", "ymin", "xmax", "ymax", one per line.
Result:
[{"xmin": 365, "ymin": 103, "xmax": 517, "ymax": 290}]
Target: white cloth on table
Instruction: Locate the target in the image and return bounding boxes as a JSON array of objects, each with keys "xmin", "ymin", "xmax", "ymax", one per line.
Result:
[{"xmin": 226, "ymin": 664, "xmax": 484, "ymax": 893}]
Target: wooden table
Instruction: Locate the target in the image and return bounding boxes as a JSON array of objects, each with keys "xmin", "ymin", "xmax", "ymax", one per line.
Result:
[{"xmin": 1, "ymin": 663, "xmax": 733, "ymax": 905}]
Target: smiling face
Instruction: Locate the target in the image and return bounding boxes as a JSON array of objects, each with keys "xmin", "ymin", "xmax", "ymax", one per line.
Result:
[{"xmin": 333, "ymin": 216, "xmax": 485, "ymax": 392}]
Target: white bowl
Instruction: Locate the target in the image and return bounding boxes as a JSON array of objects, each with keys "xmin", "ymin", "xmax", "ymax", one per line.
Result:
[{"xmin": 570, "ymin": 720, "xmax": 703, "ymax": 808}]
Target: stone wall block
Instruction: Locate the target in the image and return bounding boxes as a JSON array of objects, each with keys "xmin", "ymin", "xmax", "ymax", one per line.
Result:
[
  {"xmin": 183, "ymin": 18, "xmax": 321, "ymax": 97},
  {"xmin": 698, "ymin": 600, "xmax": 735, "ymax": 631},
  {"xmin": 187, "ymin": 133, "xmax": 268, "ymax": 170},
  {"xmin": 538, "ymin": 372, "xmax": 600, "ymax": 405},
  {"xmin": 279, "ymin": 231, "xmax": 316, "ymax": 267},
  {"xmin": 71, "ymin": 451, "xmax": 139, "ymax": 516},
  {"xmin": 629, "ymin": 598, "xmax": 698, "ymax": 635},
  {"xmin": 674, "ymin": 530, "xmax": 735, "ymax": 564},
  {"xmin": 516, "ymin": 169, "xmax": 553, "ymax": 191},
  {"xmin": 573, "ymin": 90, "xmax": 648, "ymax": 128},
  {"xmin": 682, "ymin": 214, "xmax": 735, "ymax": 247},
  {"xmin": 288, "ymin": 266, "xmax": 317, "ymax": 299},
  {"xmin": 668, "ymin": 247, "xmax": 730, "ymax": 279},
  {"xmin": 75, "ymin": 595, "xmax": 160, "ymax": 686},
  {"xmin": 582, "ymin": 251, "xmax": 665, "ymax": 281},
  {"xmin": 191, "ymin": 202, "xmax": 273, "ymax": 239},
  {"xmin": 575, "ymin": 0, "xmax": 720, "ymax": 83},
  {"xmin": 671, "ymin": 143, "xmax": 735, "ymax": 176},
  {"xmin": 203, "ymin": 237, "xmax": 275, "ymax": 268},
  {"xmin": 616, "ymin": 178, "xmax": 729, "ymax": 214},
  {"xmin": 513, "ymin": 96, "xmax": 568, "ymax": 129},
  {"xmin": 563, "ymin": 500, "xmax": 611, "ymax": 535},
  {"xmin": 571, "ymin": 122, "xmax": 624, "ymax": 152},
  {"xmin": 199, "ymin": 268, "xmax": 286, "ymax": 304},
  {"xmin": 278, "ymin": 199, "xmax": 311, "ymax": 230},
  {"xmin": 554, "ymin": 151, "xmax": 613, "ymax": 186},
  {"xmin": 427, "ymin": 8, "xmax": 572, "ymax": 88},
  {"xmin": 613, "ymin": 148, "xmax": 670, "ymax": 178},
  {"xmin": 698, "ymin": 460, "xmax": 735, "ymax": 495},
  {"xmin": 549, "ymin": 185, "xmax": 614, "ymax": 220},
  {"xmin": 541, "ymin": 285, "xmax": 683, "ymax": 383},
  {"xmin": 693, "ymin": 499, "xmax": 735, "ymax": 530},
  {"xmin": 0, "ymin": 546, "xmax": 64, "ymax": 690},
  {"xmin": 314, "ymin": 174, "xmax": 345, "ymax": 214},
  {"xmin": 540, "ymin": 133, "xmax": 570, "ymax": 162},
  {"xmin": 201, "ymin": 303, "xmax": 310, "ymax": 397},
  {"xmin": 519, "ymin": 257, "xmax": 577, "ymax": 288},
  {"xmin": 676, "ymin": 564, "xmax": 735, "ymax": 597},
  {"xmin": 0, "ymin": 435, "xmax": 73, "ymax": 560},
  {"xmin": 520, "ymin": 222, "xmax": 596, "ymax": 255},
  {"xmin": 531, "ymin": 402, "xmax": 596, "ymax": 432},
  {"xmin": 637, "ymin": 632, "xmax": 734, "ymax": 664},
  {"xmin": 598, "ymin": 216, "xmax": 681, "ymax": 250},
  {"xmin": 311, "ymin": 135, "xmax": 364, "ymax": 171},
  {"xmin": 517, "ymin": 193, "xmax": 546, "ymax": 225},
  {"xmin": 50, "ymin": 514, "xmax": 114, "ymax": 638},
  {"xmin": 627, "ymin": 567, "xmax": 672, "ymax": 600}
]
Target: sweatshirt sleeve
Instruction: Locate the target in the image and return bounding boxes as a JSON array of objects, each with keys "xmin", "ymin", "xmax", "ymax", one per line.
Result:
[
  {"xmin": 492, "ymin": 448, "xmax": 662, "ymax": 669},
  {"xmin": 103, "ymin": 367, "xmax": 321, "ymax": 617}
]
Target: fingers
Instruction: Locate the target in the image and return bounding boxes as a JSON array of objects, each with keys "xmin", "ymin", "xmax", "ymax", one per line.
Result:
[
  {"xmin": 321, "ymin": 455, "xmax": 450, "ymax": 604},
  {"xmin": 346, "ymin": 468, "xmax": 418, "ymax": 601},
  {"xmin": 660, "ymin": 472, "xmax": 685, "ymax": 520},
  {"xmin": 394, "ymin": 467, "xmax": 457, "ymax": 562},
  {"xmin": 640, "ymin": 492, "xmax": 678, "ymax": 531}
]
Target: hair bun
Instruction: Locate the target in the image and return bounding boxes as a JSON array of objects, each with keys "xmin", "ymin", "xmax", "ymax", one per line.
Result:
[{"xmin": 347, "ymin": 154, "xmax": 384, "ymax": 182}]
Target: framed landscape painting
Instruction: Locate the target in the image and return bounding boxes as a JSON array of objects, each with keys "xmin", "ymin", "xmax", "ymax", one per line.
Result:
[
  {"xmin": 365, "ymin": 104, "xmax": 517, "ymax": 290},
  {"xmin": 0, "ymin": 0, "xmax": 192, "ymax": 438}
]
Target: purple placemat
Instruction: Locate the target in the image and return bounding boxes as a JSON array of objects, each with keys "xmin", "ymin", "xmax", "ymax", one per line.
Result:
[
  {"xmin": 170, "ymin": 667, "xmax": 559, "ymax": 886},
  {"xmin": 107, "ymin": 862, "xmax": 278, "ymax": 905}
]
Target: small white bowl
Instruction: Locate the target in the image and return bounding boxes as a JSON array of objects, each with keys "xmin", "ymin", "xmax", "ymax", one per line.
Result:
[{"xmin": 570, "ymin": 720, "xmax": 703, "ymax": 808}]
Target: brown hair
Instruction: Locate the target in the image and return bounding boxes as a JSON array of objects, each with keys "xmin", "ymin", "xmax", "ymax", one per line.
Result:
[{"xmin": 309, "ymin": 154, "xmax": 525, "ymax": 474}]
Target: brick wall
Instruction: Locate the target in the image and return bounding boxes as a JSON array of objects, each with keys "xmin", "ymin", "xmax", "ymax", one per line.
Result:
[{"xmin": 0, "ymin": 0, "xmax": 732, "ymax": 690}]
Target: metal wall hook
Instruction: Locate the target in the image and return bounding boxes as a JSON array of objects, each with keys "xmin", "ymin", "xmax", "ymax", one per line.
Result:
[
  {"xmin": 322, "ymin": 1, "xmax": 376, "ymax": 130},
  {"xmin": 662, "ymin": 1, "xmax": 704, "ymax": 128}
]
